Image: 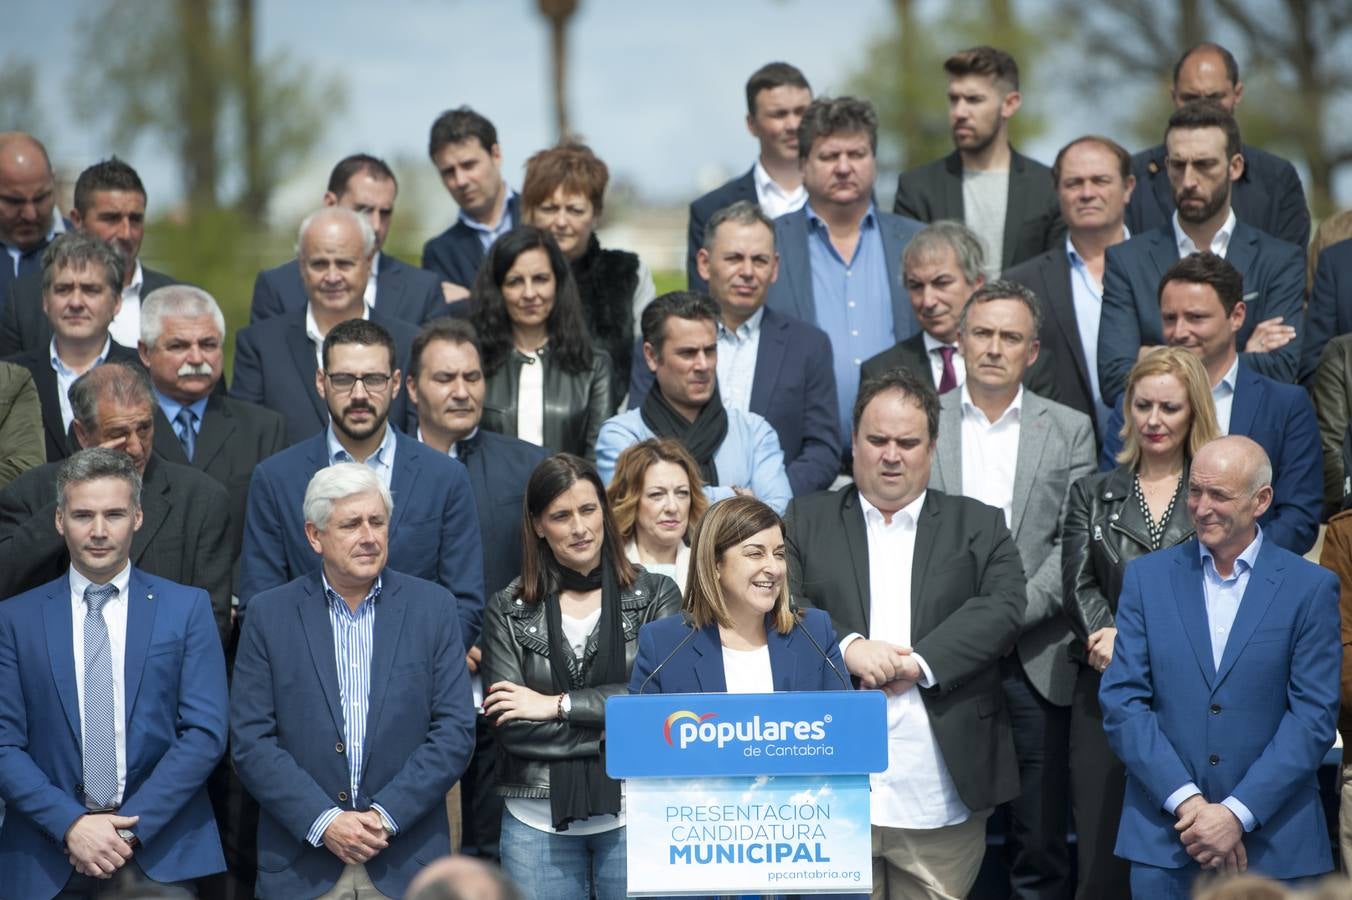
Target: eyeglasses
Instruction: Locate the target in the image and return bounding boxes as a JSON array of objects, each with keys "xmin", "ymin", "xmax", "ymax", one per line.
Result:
[{"xmin": 325, "ymin": 372, "xmax": 391, "ymax": 392}]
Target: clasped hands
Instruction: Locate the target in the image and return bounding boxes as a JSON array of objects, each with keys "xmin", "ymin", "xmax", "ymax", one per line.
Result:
[
  {"xmin": 843, "ymin": 639, "xmax": 924, "ymax": 695},
  {"xmin": 1175, "ymin": 794, "xmax": 1246, "ymax": 874},
  {"xmin": 322, "ymin": 809, "xmax": 390, "ymax": 865},
  {"xmin": 64, "ymin": 813, "xmax": 138, "ymax": 879}
]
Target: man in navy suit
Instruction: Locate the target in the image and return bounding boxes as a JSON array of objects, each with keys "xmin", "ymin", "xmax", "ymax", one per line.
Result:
[
  {"xmin": 421, "ymin": 107, "xmax": 519, "ymax": 304},
  {"xmin": 0, "ymin": 448, "xmax": 228, "ymax": 899},
  {"xmin": 1101, "ymin": 253, "xmax": 1320, "ymax": 555},
  {"xmin": 1097, "ymin": 101, "xmax": 1304, "ymax": 406},
  {"xmin": 1301, "ymin": 238, "xmax": 1352, "ymax": 383},
  {"xmin": 1125, "ymin": 43, "xmax": 1310, "ymax": 250},
  {"xmin": 633, "ymin": 201, "xmax": 839, "ymax": 494},
  {"xmin": 0, "ymin": 132, "xmax": 62, "ymax": 299},
  {"xmin": 686, "ymin": 62, "xmax": 812, "ymax": 293},
  {"xmin": 232, "ymin": 207, "xmax": 418, "ymax": 447},
  {"xmin": 231, "ymin": 464, "xmax": 474, "ymax": 900},
  {"xmin": 766, "ymin": 95, "xmax": 924, "ymax": 445},
  {"xmin": 1100, "ymin": 436, "xmax": 1339, "ymax": 895},
  {"xmin": 250, "ymin": 154, "xmax": 445, "ymax": 327},
  {"xmin": 239, "ymin": 318, "xmax": 485, "ymax": 650}
]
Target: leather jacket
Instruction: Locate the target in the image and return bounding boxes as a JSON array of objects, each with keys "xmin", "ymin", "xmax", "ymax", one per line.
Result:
[
  {"xmin": 480, "ymin": 569, "xmax": 682, "ymax": 799},
  {"xmin": 481, "ymin": 344, "xmax": 613, "ymax": 459},
  {"xmin": 1061, "ymin": 464, "xmax": 1194, "ymax": 664}
]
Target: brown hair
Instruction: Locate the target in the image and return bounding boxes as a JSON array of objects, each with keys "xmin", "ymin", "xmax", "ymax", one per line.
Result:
[
  {"xmin": 1116, "ymin": 347, "xmax": 1221, "ymax": 468},
  {"xmin": 684, "ymin": 496, "xmax": 794, "ymax": 635},
  {"xmin": 607, "ymin": 439, "xmax": 709, "ymax": 543},
  {"xmin": 521, "ymin": 140, "xmax": 609, "ymax": 217},
  {"xmin": 944, "ymin": 46, "xmax": 1019, "ymax": 91},
  {"xmin": 1309, "ymin": 210, "xmax": 1352, "ymax": 296}
]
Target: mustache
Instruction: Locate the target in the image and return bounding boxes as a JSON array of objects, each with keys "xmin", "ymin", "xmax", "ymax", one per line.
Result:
[{"xmin": 176, "ymin": 361, "xmax": 213, "ymax": 377}]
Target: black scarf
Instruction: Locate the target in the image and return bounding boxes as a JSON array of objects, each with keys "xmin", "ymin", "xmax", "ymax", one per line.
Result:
[
  {"xmin": 640, "ymin": 381, "xmax": 728, "ymax": 486},
  {"xmin": 543, "ymin": 549, "xmax": 626, "ymax": 830}
]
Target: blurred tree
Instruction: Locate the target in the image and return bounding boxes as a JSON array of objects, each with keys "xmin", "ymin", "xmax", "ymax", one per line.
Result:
[
  {"xmin": 1055, "ymin": 0, "xmax": 1351, "ymax": 216},
  {"xmin": 848, "ymin": 0, "xmax": 1051, "ymax": 173},
  {"xmin": 537, "ymin": 0, "xmax": 579, "ymax": 140},
  {"xmin": 0, "ymin": 60, "xmax": 46, "ymax": 137},
  {"xmin": 69, "ymin": 0, "xmax": 344, "ymax": 221}
]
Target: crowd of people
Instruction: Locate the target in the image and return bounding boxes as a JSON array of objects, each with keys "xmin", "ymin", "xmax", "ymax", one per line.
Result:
[{"xmin": 1, "ymin": 36, "xmax": 1352, "ymax": 900}]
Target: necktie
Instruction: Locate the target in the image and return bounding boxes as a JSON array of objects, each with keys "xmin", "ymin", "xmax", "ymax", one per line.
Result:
[
  {"xmin": 937, "ymin": 346, "xmax": 958, "ymax": 394},
  {"xmin": 82, "ymin": 582, "xmax": 119, "ymax": 809},
  {"xmin": 174, "ymin": 406, "xmax": 196, "ymax": 462}
]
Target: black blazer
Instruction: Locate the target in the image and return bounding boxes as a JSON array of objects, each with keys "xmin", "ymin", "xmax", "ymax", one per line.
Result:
[
  {"xmin": 892, "ymin": 149, "xmax": 1063, "ymax": 271},
  {"xmin": 0, "ymin": 455, "xmax": 232, "ymax": 641},
  {"xmin": 3, "ymin": 340, "xmax": 143, "ymax": 462},
  {"xmin": 421, "ymin": 195, "xmax": 522, "ymax": 289},
  {"xmin": 1126, "ymin": 142, "xmax": 1310, "ymax": 250},
  {"xmin": 229, "ymin": 306, "xmax": 419, "ymax": 448},
  {"xmin": 784, "ymin": 485, "xmax": 1026, "ymax": 812},
  {"xmin": 454, "ymin": 429, "xmax": 549, "ymax": 598},
  {"xmin": 686, "ymin": 167, "xmax": 757, "ymax": 292},
  {"xmin": 480, "ymin": 345, "xmax": 612, "ymax": 459},
  {"xmin": 248, "ymin": 254, "xmax": 446, "ymax": 326},
  {"xmin": 1302, "ymin": 238, "xmax": 1352, "ymax": 384},
  {"xmin": 0, "ymin": 266, "xmax": 179, "ymax": 357}
]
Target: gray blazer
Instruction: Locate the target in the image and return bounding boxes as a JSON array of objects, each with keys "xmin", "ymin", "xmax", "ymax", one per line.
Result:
[{"xmin": 929, "ymin": 388, "xmax": 1096, "ymax": 706}]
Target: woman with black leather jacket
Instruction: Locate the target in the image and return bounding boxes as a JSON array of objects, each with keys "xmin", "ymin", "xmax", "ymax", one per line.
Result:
[
  {"xmin": 1060, "ymin": 347, "xmax": 1220, "ymax": 900},
  {"xmin": 481, "ymin": 454, "xmax": 681, "ymax": 899}
]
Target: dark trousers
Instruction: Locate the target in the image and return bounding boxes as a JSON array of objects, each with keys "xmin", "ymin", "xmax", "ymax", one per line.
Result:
[
  {"xmin": 1068, "ymin": 664, "xmax": 1130, "ymax": 900},
  {"xmin": 1001, "ymin": 661, "xmax": 1072, "ymax": 900},
  {"xmin": 460, "ymin": 710, "xmax": 503, "ymax": 858},
  {"xmin": 56, "ymin": 862, "xmax": 196, "ymax": 898}
]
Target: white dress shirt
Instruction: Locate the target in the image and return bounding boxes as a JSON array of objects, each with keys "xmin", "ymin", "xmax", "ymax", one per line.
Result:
[
  {"xmin": 305, "ymin": 301, "xmax": 372, "ymax": 371},
  {"xmin": 51, "ymin": 336, "xmax": 112, "ymax": 432},
  {"xmin": 959, "ymin": 385, "xmax": 1023, "ymax": 528},
  {"xmin": 363, "ymin": 251, "xmax": 381, "ymax": 309},
  {"xmin": 69, "ymin": 562, "xmax": 132, "ymax": 807},
  {"xmin": 107, "ymin": 260, "xmax": 144, "ymax": 349},
  {"xmin": 752, "ymin": 160, "xmax": 807, "ymax": 220},
  {"xmin": 1212, "ymin": 356, "xmax": 1239, "ymax": 435},
  {"xmin": 922, "ymin": 331, "xmax": 965, "ymax": 389},
  {"xmin": 1173, "ymin": 209, "xmax": 1237, "ymax": 259},
  {"xmin": 716, "ymin": 307, "xmax": 763, "ymax": 413},
  {"xmin": 856, "ymin": 490, "xmax": 972, "ymax": 829},
  {"xmin": 326, "ymin": 422, "xmax": 397, "ymax": 491}
]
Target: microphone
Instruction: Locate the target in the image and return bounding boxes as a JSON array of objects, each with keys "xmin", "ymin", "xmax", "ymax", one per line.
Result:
[
  {"xmin": 791, "ymin": 606, "xmax": 851, "ymax": 690},
  {"xmin": 635, "ymin": 615, "xmax": 700, "ymax": 695}
]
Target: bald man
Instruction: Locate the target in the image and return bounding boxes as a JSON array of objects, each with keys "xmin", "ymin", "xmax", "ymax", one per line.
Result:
[
  {"xmin": 405, "ymin": 855, "xmax": 522, "ymax": 900},
  {"xmin": 1100, "ymin": 436, "xmax": 1339, "ymax": 897},
  {"xmin": 0, "ymin": 132, "xmax": 62, "ymax": 296}
]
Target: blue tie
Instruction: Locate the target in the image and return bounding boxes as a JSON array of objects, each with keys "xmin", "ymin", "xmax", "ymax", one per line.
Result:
[
  {"xmin": 175, "ymin": 406, "xmax": 196, "ymax": 462},
  {"xmin": 82, "ymin": 582, "xmax": 119, "ymax": 809}
]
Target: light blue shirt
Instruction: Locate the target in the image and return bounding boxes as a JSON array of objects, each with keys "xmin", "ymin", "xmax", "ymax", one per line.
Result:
[
  {"xmin": 1212, "ymin": 356, "xmax": 1239, "ymax": 435},
  {"xmin": 1066, "ymin": 233, "xmax": 1124, "ymax": 437},
  {"xmin": 326, "ymin": 423, "xmax": 397, "ymax": 491},
  {"xmin": 805, "ymin": 203, "xmax": 895, "ymax": 440},
  {"xmin": 1161, "ymin": 527, "xmax": 1264, "ymax": 832},
  {"xmin": 153, "ymin": 388, "xmax": 208, "ymax": 441},
  {"xmin": 459, "ymin": 188, "xmax": 517, "ymax": 251},
  {"xmin": 594, "ymin": 406, "xmax": 792, "ymax": 514},
  {"xmin": 305, "ymin": 573, "xmax": 398, "ymax": 845},
  {"xmin": 716, "ymin": 306, "xmax": 763, "ymax": 414},
  {"xmin": 50, "ymin": 336, "xmax": 111, "ymax": 432}
]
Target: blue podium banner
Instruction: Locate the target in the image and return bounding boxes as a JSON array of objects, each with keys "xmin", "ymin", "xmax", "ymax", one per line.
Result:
[{"xmin": 606, "ymin": 690, "xmax": 887, "ymax": 778}]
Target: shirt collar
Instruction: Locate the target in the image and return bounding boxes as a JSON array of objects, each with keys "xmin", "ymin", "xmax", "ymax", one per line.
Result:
[
  {"xmin": 921, "ymin": 330, "xmax": 957, "ymax": 353},
  {"xmin": 752, "ymin": 159, "xmax": 806, "ymax": 202},
  {"xmin": 305, "ymin": 300, "xmax": 371, "ymax": 347},
  {"xmin": 417, "ymin": 425, "xmax": 479, "ymax": 458},
  {"xmin": 153, "ymin": 387, "xmax": 209, "ymax": 427},
  {"xmin": 1171, "ymin": 208, "xmax": 1237, "ymax": 257},
  {"xmin": 1216, "ymin": 355, "xmax": 1240, "ymax": 394},
  {"xmin": 123, "ymin": 259, "xmax": 144, "ymax": 297},
  {"xmin": 960, "ymin": 383, "xmax": 1024, "ymax": 425},
  {"xmin": 805, "ymin": 201, "xmax": 877, "ymax": 232},
  {"xmin": 1198, "ymin": 524, "xmax": 1263, "ymax": 580},
  {"xmin": 717, "ymin": 306, "xmax": 765, "ymax": 341},
  {"xmin": 50, "ymin": 335, "xmax": 112, "ymax": 374},
  {"xmin": 69, "ymin": 560, "xmax": 132, "ymax": 605},
  {"xmin": 322, "ymin": 570, "xmax": 383, "ymax": 612},
  {"xmin": 1065, "ymin": 228, "xmax": 1130, "ymax": 267},
  {"xmin": 857, "ymin": 486, "xmax": 927, "ymax": 529},
  {"xmin": 327, "ymin": 420, "xmax": 396, "ymax": 467},
  {"xmin": 457, "ymin": 188, "xmax": 517, "ymax": 234}
]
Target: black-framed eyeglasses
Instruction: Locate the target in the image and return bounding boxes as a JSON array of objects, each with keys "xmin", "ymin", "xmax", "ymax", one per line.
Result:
[{"xmin": 326, "ymin": 372, "xmax": 391, "ymax": 392}]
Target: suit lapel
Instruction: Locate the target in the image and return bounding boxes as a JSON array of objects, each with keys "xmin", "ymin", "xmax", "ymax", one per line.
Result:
[
  {"xmin": 783, "ymin": 214, "xmax": 815, "ymax": 323},
  {"xmin": 151, "ymin": 406, "xmax": 189, "ymax": 465},
  {"xmin": 285, "ymin": 322, "xmax": 328, "ymax": 425},
  {"xmin": 936, "ymin": 393, "xmax": 962, "ymax": 494},
  {"xmin": 387, "ymin": 435, "xmax": 418, "ymax": 535},
  {"xmin": 361, "ymin": 577, "xmax": 407, "ymax": 772},
  {"xmin": 1225, "ymin": 222, "xmax": 1258, "ymax": 282},
  {"xmin": 880, "ymin": 218, "xmax": 913, "ymax": 338},
  {"xmin": 942, "ymin": 152, "xmax": 964, "ymax": 220},
  {"xmin": 767, "ymin": 625, "xmax": 795, "ymax": 692},
  {"xmin": 1001, "ymin": 154, "xmax": 1031, "ymax": 269},
  {"xmin": 29, "ymin": 359, "xmax": 69, "ymax": 455},
  {"xmin": 190, "ymin": 394, "xmax": 234, "ymax": 471},
  {"xmin": 910, "ymin": 496, "xmax": 941, "ymax": 639},
  {"xmin": 689, "ymin": 623, "xmax": 727, "ymax": 693},
  {"xmin": 376, "ymin": 262, "xmax": 404, "ymax": 313},
  {"xmin": 122, "ymin": 570, "xmax": 157, "ymax": 721},
  {"xmin": 749, "ymin": 311, "xmax": 787, "ymax": 414},
  {"xmin": 840, "ymin": 490, "xmax": 873, "ymax": 633},
  {"xmin": 1173, "ymin": 551, "xmax": 1216, "ymax": 688},
  {"xmin": 131, "ymin": 458, "xmax": 170, "ymax": 566},
  {"xmin": 1228, "ymin": 366, "xmax": 1259, "ymax": 436},
  {"xmin": 1148, "ymin": 156, "xmax": 1174, "ymax": 223},
  {"xmin": 1010, "ymin": 396, "xmax": 1049, "ymax": 540},
  {"xmin": 44, "ymin": 575, "xmax": 81, "ymax": 742},
  {"xmin": 1040, "ymin": 252, "xmax": 1092, "ymax": 389},
  {"xmin": 1213, "ymin": 541, "xmax": 1280, "ymax": 689},
  {"xmin": 299, "ymin": 575, "xmax": 345, "ymax": 737}
]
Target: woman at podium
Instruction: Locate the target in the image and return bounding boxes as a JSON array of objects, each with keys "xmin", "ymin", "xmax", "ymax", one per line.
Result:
[
  {"xmin": 481, "ymin": 453, "xmax": 683, "ymax": 899},
  {"xmin": 629, "ymin": 495, "xmax": 848, "ymax": 695}
]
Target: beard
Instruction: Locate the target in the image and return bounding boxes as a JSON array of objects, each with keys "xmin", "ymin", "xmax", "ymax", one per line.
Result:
[
  {"xmin": 1174, "ymin": 183, "xmax": 1230, "ymax": 225},
  {"xmin": 332, "ymin": 400, "xmax": 389, "ymax": 442}
]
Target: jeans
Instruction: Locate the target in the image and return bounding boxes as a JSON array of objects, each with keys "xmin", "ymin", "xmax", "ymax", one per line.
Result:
[{"xmin": 499, "ymin": 808, "xmax": 627, "ymax": 900}]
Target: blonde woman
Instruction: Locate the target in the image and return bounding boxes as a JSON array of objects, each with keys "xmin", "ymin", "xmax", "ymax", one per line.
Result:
[{"xmin": 606, "ymin": 438, "xmax": 708, "ymax": 593}]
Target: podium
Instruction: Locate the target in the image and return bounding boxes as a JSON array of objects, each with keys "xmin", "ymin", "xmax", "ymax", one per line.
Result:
[{"xmin": 606, "ymin": 690, "xmax": 887, "ymax": 896}]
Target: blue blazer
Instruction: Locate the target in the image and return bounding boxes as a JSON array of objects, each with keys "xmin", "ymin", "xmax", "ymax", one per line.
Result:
[
  {"xmin": 686, "ymin": 167, "xmax": 757, "ymax": 293},
  {"xmin": 229, "ymin": 305, "xmax": 419, "ymax": 448},
  {"xmin": 628, "ymin": 306, "xmax": 842, "ymax": 495},
  {"xmin": 248, "ymin": 254, "xmax": 446, "ymax": 326},
  {"xmin": 1098, "ymin": 363, "xmax": 1320, "ymax": 555},
  {"xmin": 1301, "ymin": 238, "xmax": 1352, "ymax": 383},
  {"xmin": 455, "ymin": 429, "xmax": 549, "ymax": 598},
  {"xmin": 628, "ymin": 608, "xmax": 848, "ymax": 694},
  {"xmin": 230, "ymin": 569, "xmax": 475, "ymax": 900},
  {"xmin": 0, "ymin": 569, "xmax": 228, "ymax": 900},
  {"xmin": 765, "ymin": 206, "xmax": 924, "ymax": 345},
  {"xmin": 421, "ymin": 195, "xmax": 522, "ymax": 289},
  {"xmin": 238, "ymin": 428, "xmax": 485, "ymax": 647},
  {"xmin": 1100, "ymin": 539, "xmax": 1339, "ymax": 879},
  {"xmin": 1096, "ymin": 220, "xmax": 1305, "ymax": 406}
]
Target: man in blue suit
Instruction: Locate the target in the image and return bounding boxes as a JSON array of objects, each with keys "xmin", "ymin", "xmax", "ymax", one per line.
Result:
[
  {"xmin": 1100, "ymin": 253, "xmax": 1320, "ymax": 555},
  {"xmin": 0, "ymin": 448, "xmax": 228, "ymax": 899},
  {"xmin": 239, "ymin": 318, "xmax": 484, "ymax": 651},
  {"xmin": 1301, "ymin": 237, "xmax": 1352, "ymax": 384},
  {"xmin": 421, "ymin": 107, "xmax": 519, "ymax": 304},
  {"xmin": 232, "ymin": 207, "xmax": 419, "ymax": 447},
  {"xmin": 231, "ymin": 464, "xmax": 475, "ymax": 900},
  {"xmin": 633, "ymin": 201, "xmax": 840, "ymax": 495},
  {"xmin": 249, "ymin": 154, "xmax": 445, "ymax": 327},
  {"xmin": 765, "ymin": 95, "xmax": 924, "ymax": 444},
  {"xmin": 1100, "ymin": 435, "xmax": 1339, "ymax": 895},
  {"xmin": 1097, "ymin": 102, "xmax": 1304, "ymax": 406},
  {"xmin": 686, "ymin": 62, "xmax": 812, "ymax": 293}
]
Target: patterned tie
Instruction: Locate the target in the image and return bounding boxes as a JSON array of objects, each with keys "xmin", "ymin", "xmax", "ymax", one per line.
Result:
[
  {"xmin": 937, "ymin": 346, "xmax": 958, "ymax": 394},
  {"xmin": 82, "ymin": 582, "xmax": 119, "ymax": 809},
  {"xmin": 174, "ymin": 406, "xmax": 196, "ymax": 462}
]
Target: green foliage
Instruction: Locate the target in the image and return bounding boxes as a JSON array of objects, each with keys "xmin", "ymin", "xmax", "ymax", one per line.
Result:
[
  {"xmin": 653, "ymin": 269, "xmax": 686, "ymax": 296},
  {"xmin": 0, "ymin": 60, "xmax": 44, "ymax": 135}
]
